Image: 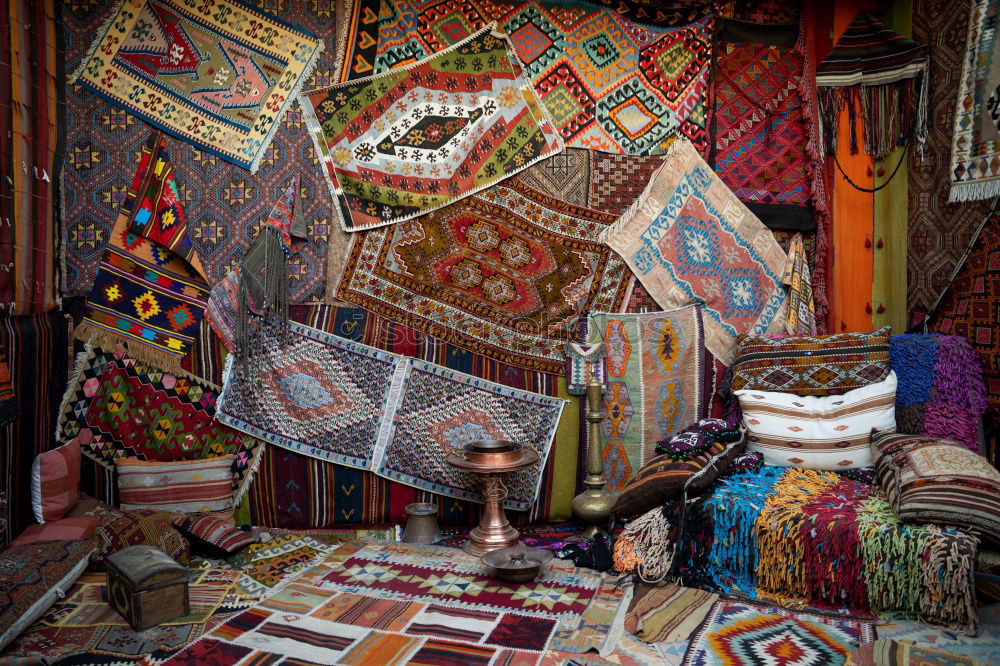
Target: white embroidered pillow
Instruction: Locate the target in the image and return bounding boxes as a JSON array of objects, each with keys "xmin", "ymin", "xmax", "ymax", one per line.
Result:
[{"xmin": 735, "ymin": 372, "xmax": 897, "ymax": 469}]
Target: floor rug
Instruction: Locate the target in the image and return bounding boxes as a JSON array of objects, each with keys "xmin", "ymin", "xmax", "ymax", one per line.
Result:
[
  {"xmin": 584, "ymin": 307, "xmax": 708, "ymax": 490},
  {"xmin": 218, "ymin": 320, "xmax": 565, "ymax": 511},
  {"xmin": 56, "ymin": 345, "xmax": 262, "ymax": 503},
  {"xmin": 875, "ymin": 613, "xmax": 1000, "ymax": 663},
  {"xmin": 601, "ymin": 138, "xmax": 788, "ymax": 365},
  {"xmin": 626, "ymin": 584, "xmax": 718, "ymax": 644},
  {"xmin": 301, "ymin": 24, "xmax": 564, "ymax": 232},
  {"xmin": 682, "ymin": 599, "xmax": 875, "ymax": 666},
  {"xmin": 72, "ymin": 0, "xmax": 322, "ymax": 172},
  {"xmin": 337, "ymin": 180, "xmax": 630, "ymax": 373},
  {"xmin": 225, "ymin": 533, "xmax": 341, "ymax": 599},
  {"xmin": 374, "ymin": 0, "xmax": 715, "ymax": 154}
]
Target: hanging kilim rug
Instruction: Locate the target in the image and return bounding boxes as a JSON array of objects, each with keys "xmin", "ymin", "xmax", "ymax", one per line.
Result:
[
  {"xmin": 55, "ymin": 345, "xmax": 263, "ymax": 503},
  {"xmin": 75, "ymin": 132, "xmax": 209, "ymax": 369},
  {"xmin": 374, "ymin": 1, "xmax": 715, "ymax": 155},
  {"xmin": 337, "ymin": 180, "xmax": 630, "ymax": 373},
  {"xmin": 950, "ymin": 0, "xmax": 1000, "ymax": 201},
  {"xmin": 601, "ymin": 138, "xmax": 788, "ymax": 365},
  {"xmin": 157, "ymin": 540, "xmax": 630, "ymax": 663},
  {"xmin": 583, "ymin": 307, "xmax": 707, "ymax": 491},
  {"xmin": 216, "ymin": 320, "xmax": 565, "ymax": 511},
  {"xmin": 300, "ymin": 24, "xmax": 564, "ymax": 232},
  {"xmin": 682, "ymin": 599, "xmax": 875, "ymax": 666},
  {"xmin": 71, "ymin": 0, "xmax": 322, "ymax": 172}
]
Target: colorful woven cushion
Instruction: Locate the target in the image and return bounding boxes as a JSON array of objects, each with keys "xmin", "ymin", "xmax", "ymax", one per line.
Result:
[
  {"xmin": 116, "ymin": 455, "xmax": 235, "ymax": 514},
  {"xmin": 0, "ymin": 539, "xmax": 93, "ymax": 651},
  {"xmin": 173, "ymin": 514, "xmax": 255, "ymax": 558},
  {"xmin": 614, "ymin": 438, "xmax": 744, "ymax": 519},
  {"xmin": 91, "ymin": 508, "xmax": 190, "ymax": 569},
  {"xmin": 738, "ymin": 372, "xmax": 897, "ymax": 470},
  {"xmin": 731, "ymin": 327, "xmax": 891, "ymax": 395},
  {"xmin": 871, "ymin": 431, "xmax": 1000, "ymax": 545},
  {"xmin": 10, "ymin": 517, "xmax": 99, "ymax": 546},
  {"xmin": 31, "ymin": 440, "xmax": 81, "ymax": 523},
  {"xmin": 846, "ymin": 639, "xmax": 988, "ymax": 665}
]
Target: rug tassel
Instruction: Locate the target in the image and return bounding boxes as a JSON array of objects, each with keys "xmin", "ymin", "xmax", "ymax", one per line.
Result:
[{"xmin": 73, "ymin": 322, "xmax": 185, "ymax": 374}]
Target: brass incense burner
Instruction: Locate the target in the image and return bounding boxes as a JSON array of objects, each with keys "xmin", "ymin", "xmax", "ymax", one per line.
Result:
[
  {"xmin": 571, "ymin": 375, "xmax": 617, "ymax": 538},
  {"xmin": 482, "ymin": 544, "xmax": 553, "ymax": 583},
  {"xmin": 445, "ymin": 440, "xmax": 539, "ymax": 557}
]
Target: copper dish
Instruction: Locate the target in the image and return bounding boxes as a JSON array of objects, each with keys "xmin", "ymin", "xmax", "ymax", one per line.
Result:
[
  {"xmin": 482, "ymin": 545, "xmax": 553, "ymax": 583},
  {"xmin": 453, "ymin": 440, "xmax": 524, "ymax": 466}
]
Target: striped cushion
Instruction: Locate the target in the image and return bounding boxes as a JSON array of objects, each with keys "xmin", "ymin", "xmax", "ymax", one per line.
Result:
[
  {"xmin": 871, "ymin": 432, "xmax": 1000, "ymax": 546},
  {"xmin": 737, "ymin": 372, "xmax": 897, "ymax": 470},
  {"xmin": 31, "ymin": 441, "xmax": 82, "ymax": 523},
  {"xmin": 173, "ymin": 514, "xmax": 255, "ymax": 557},
  {"xmin": 116, "ymin": 456, "xmax": 235, "ymax": 514},
  {"xmin": 731, "ymin": 328, "xmax": 891, "ymax": 395}
]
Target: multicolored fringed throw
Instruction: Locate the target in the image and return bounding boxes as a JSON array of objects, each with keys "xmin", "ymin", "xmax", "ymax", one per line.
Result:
[
  {"xmin": 712, "ymin": 20, "xmax": 815, "ymax": 231},
  {"xmin": 683, "ymin": 599, "xmax": 875, "ymax": 666},
  {"xmin": 816, "ymin": 13, "xmax": 928, "ymax": 161},
  {"xmin": 688, "ymin": 466, "xmax": 980, "ymax": 634},
  {"xmin": 601, "ymin": 138, "xmax": 788, "ymax": 365},
  {"xmin": 889, "ymin": 334, "xmax": 989, "ymax": 451},
  {"xmin": 373, "ymin": 0, "xmax": 715, "ymax": 155},
  {"xmin": 336, "ymin": 180, "xmax": 630, "ymax": 373},
  {"xmin": 55, "ymin": 345, "xmax": 263, "ymax": 503},
  {"xmin": 782, "ymin": 232, "xmax": 817, "ymax": 335},
  {"xmin": 301, "ymin": 25, "xmax": 563, "ymax": 232},
  {"xmin": 584, "ymin": 307, "xmax": 708, "ymax": 490},
  {"xmin": 72, "ymin": 0, "xmax": 322, "ymax": 172},
  {"xmin": 75, "ymin": 133, "xmax": 209, "ymax": 369},
  {"xmin": 217, "ymin": 320, "xmax": 565, "ymax": 511}
]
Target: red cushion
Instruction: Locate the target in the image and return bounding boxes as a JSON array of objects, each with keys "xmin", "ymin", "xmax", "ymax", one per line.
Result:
[
  {"xmin": 11, "ymin": 517, "xmax": 99, "ymax": 546},
  {"xmin": 31, "ymin": 441, "xmax": 81, "ymax": 523}
]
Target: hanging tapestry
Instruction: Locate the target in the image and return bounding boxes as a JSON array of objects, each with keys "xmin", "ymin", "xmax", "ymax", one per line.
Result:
[
  {"xmin": 683, "ymin": 599, "xmax": 875, "ymax": 666},
  {"xmin": 55, "ymin": 345, "xmax": 263, "ymax": 503},
  {"xmin": 301, "ymin": 25, "xmax": 564, "ymax": 233},
  {"xmin": 601, "ymin": 138, "xmax": 788, "ymax": 365},
  {"xmin": 71, "ymin": 0, "xmax": 322, "ymax": 172},
  {"xmin": 0, "ymin": 340, "xmax": 16, "ymax": 427},
  {"xmin": 712, "ymin": 20, "xmax": 815, "ymax": 231},
  {"xmin": 516, "ymin": 148, "xmax": 593, "ymax": 208},
  {"xmin": 589, "ymin": 153, "xmax": 667, "ymax": 216},
  {"xmin": 75, "ymin": 133, "xmax": 208, "ymax": 368},
  {"xmin": 816, "ymin": 14, "xmax": 928, "ymax": 161},
  {"xmin": 584, "ymin": 307, "xmax": 708, "ymax": 491},
  {"xmin": 337, "ymin": 180, "xmax": 630, "ymax": 373},
  {"xmin": 374, "ymin": 1, "xmax": 714, "ymax": 155},
  {"xmin": 217, "ymin": 320, "xmax": 565, "ymax": 511},
  {"xmin": 782, "ymin": 232, "xmax": 817, "ymax": 335}
]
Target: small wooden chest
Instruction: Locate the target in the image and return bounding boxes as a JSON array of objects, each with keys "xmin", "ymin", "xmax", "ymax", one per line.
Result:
[{"xmin": 106, "ymin": 545, "xmax": 189, "ymax": 631}]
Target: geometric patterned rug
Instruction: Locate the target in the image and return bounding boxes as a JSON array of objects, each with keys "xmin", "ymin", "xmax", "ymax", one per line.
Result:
[{"xmin": 682, "ymin": 599, "xmax": 875, "ymax": 666}]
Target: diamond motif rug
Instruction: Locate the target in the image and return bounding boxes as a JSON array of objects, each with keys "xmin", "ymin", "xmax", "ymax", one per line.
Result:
[
  {"xmin": 55, "ymin": 345, "xmax": 262, "ymax": 502},
  {"xmin": 72, "ymin": 0, "xmax": 322, "ymax": 172},
  {"xmin": 585, "ymin": 307, "xmax": 708, "ymax": 490},
  {"xmin": 516, "ymin": 148, "xmax": 593, "ymax": 208},
  {"xmin": 158, "ymin": 540, "xmax": 630, "ymax": 664},
  {"xmin": 217, "ymin": 320, "xmax": 565, "ymax": 511},
  {"xmin": 602, "ymin": 138, "xmax": 788, "ymax": 365},
  {"xmin": 301, "ymin": 24, "xmax": 563, "ymax": 232},
  {"xmin": 682, "ymin": 599, "xmax": 875, "ymax": 666},
  {"xmin": 374, "ymin": 0, "xmax": 715, "ymax": 154},
  {"xmin": 337, "ymin": 180, "xmax": 630, "ymax": 372}
]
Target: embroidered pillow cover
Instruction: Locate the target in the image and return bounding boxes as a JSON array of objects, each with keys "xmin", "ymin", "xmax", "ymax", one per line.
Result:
[
  {"xmin": 31, "ymin": 440, "xmax": 81, "ymax": 523},
  {"xmin": 115, "ymin": 455, "xmax": 235, "ymax": 514}
]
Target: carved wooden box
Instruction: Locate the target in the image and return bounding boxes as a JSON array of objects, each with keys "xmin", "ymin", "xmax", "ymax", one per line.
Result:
[{"xmin": 106, "ymin": 545, "xmax": 189, "ymax": 631}]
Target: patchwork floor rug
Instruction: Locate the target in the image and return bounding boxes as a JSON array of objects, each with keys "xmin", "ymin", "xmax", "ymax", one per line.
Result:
[
  {"xmin": 301, "ymin": 25, "xmax": 564, "ymax": 232},
  {"xmin": 158, "ymin": 540, "xmax": 630, "ymax": 664},
  {"xmin": 72, "ymin": 0, "xmax": 322, "ymax": 172},
  {"xmin": 583, "ymin": 307, "xmax": 708, "ymax": 490},
  {"xmin": 226, "ymin": 533, "xmax": 341, "ymax": 599},
  {"xmin": 337, "ymin": 180, "xmax": 630, "ymax": 373},
  {"xmin": 56, "ymin": 345, "xmax": 262, "ymax": 503},
  {"xmin": 602, "ymin": 138, "xmax": 788, "ymax": 365},
  {"xmin": 373, "ymin": 0, "xmax": 714, "ymax": 154},
  {"xmin": 218, "ymin": 320, "xmax": 565, "ymax": 511},
  {"xmin": 682, "ymin": 599, "xmax": 875, "ymax": 666},
  {"xmin": 625, "ymin": 584, "xmax": 718, "ymax": 644}
]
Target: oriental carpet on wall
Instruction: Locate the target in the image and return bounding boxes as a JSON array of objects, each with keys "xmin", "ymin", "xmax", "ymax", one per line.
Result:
[
  {"xmin": 61, "ymin": 0, "xmax": 339, "ymax": 301},
  {"xmin": 337, "ymin": 180, "xmax": 630, "ymax": 373},
  {"xmin": 218, "ymin": 320, "xmax": 564, "ymax": 512}
]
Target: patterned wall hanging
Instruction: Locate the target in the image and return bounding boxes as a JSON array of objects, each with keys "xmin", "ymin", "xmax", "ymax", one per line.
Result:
[
  {"xmin": 584, "ymin": 307, "xmax": 708, "ymax": 491},
  {"xmin": 782, "ymin": 232, "xmax": 817, "ymax": 335},
  {"xmin": 71, "ymin": 0, "xmax": 323, "ymax": 172},
  {"xmin": 301, "ymin": 24, "xmax": 563, "ymax": 233},
  {"xmin": 601, "ymin": 138, "xmax": 788, "ymax": 365},
  {"xmin": 216, "ymin": 320, "xmax": 565, "ymax": 511},
  {"xmin": 336, "ymin": 180, "xmax": 630, "ymax": 373},
  {"xmin": 372, "ymin": 0, "xmax": 715, "ymax": 155},
  {"xmin": 75, "ymin": 133, "xmax": 208, "ymax": 369},
  {"xmin": 55, "ymin": 345, "xmax": 263, "ymax": 503}
]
